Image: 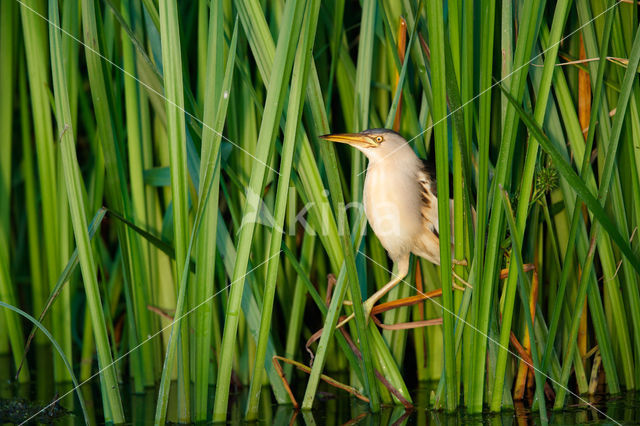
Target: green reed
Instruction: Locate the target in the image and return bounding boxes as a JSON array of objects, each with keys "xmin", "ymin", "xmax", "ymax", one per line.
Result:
[{"xmin": 1, "ymin": 1, "xmax": 639, "ymax": 423}]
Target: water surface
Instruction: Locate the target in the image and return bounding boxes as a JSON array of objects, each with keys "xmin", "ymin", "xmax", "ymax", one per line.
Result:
[{"xmin": 2, "ymin": 355, "xmax": 639, "ymax": 424}]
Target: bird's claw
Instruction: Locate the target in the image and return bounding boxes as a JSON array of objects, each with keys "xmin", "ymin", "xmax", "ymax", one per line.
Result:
[
  {"xmin": 335, "ymin": 313, "xmax": 354, "ymax": 330},
  {"xmin": 335, "ymin": 299, "xmax": 375, "ymax": 331},
  {"xmin": 452, "ymin": 271, "xmax": 473, "ymax": 289},
  {"xmin": 362, "ymin": 298, "xmax": 376, "ymax": 324}
]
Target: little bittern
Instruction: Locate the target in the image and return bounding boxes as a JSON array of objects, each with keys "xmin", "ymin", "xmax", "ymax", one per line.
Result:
[{"xmin": 320, "ymin": 128, "xmax": 454, "ymax": 319}]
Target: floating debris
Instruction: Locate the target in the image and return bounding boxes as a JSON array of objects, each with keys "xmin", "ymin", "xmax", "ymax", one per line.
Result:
[{"xmin": 0, "ymin": 397, "xmax": 68, "ymax": 424}]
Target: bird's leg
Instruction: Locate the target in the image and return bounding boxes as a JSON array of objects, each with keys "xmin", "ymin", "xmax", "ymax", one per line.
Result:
[
  {"xmin": 452, "ymin": 271, "xmax": 472, "ymax": 289},
  {"xmin": 335, "ymin": 313, "xmax": 354, "ymax": 330},
  {"xmin": 362, "ymin": 255, "xmax": 410, "ymax": 321}
]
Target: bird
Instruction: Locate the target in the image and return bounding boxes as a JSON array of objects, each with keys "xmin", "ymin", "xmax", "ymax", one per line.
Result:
[{"xmin": 320, "ymin": 128, "xmax": 458, "ymax": 321}]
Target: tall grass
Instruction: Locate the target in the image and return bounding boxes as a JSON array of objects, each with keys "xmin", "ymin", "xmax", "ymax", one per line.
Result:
[
  {"xmin": 0, "ymin": 0, "xmax": 30, "ymax": 384},
  {"xmin": 1, "ymin": 0, "xmax": 640, "ymax": 423}
]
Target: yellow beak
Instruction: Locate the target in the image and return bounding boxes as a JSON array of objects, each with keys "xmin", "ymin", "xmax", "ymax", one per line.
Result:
[{"xmin": 319, "ymin": 132, "xmax": 378, "ymax": 149}]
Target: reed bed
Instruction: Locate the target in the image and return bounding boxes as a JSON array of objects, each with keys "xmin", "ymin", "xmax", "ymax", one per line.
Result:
[{"xmin": 1, "ymin": 0, "xmax": 640, "ymax": 423}]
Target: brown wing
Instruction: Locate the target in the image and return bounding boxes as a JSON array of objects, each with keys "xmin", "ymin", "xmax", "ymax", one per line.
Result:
[
  {"xmin": 419, "ymin": 158, "xmax": 454, "ymax": 198},
  {"xmin": 413, "ymin": 162, "xmax": 442, "ymax": 264},
  {"xmin": 415, "ymin": 159, "xmax": 477, "ymax": 265}
]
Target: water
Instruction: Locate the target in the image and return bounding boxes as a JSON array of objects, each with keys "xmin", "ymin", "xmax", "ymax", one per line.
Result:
[{"xmin": 2, "ymin": 355, "xmax": 639, "ymax": 424}]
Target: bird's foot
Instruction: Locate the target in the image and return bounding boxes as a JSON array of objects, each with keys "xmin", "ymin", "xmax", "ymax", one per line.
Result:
[
  {"xmin": 452, "ymin": 282, "xmax": 466, "ymax": 292},
  {"xmin": 452, "ymin": 258, "xmax": 468, "ymax": 266},
  {"xmin": 335, "ymin": 313, "xmax": 354, "ymax": 330},
  {"xmin": 335, "ymin": 299, "xmax": 375, "ymax": 330},
  {"xmin": 452, "ymin": 271, "xmax": 473, "ymax": 289},
  {"xmin": 362, "ymin": 298, "xmax": 376, "ymax": 324}
]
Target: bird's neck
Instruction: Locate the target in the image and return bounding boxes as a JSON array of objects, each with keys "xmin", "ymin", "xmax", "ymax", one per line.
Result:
[{"xmin": 366, "ymin": 148, "xmax": 421, "ymax": 174}]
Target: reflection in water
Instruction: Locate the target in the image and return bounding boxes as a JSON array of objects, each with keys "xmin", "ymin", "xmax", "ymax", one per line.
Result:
[{"xmin": 1, "ymin": 355, "xmax": 639, "ymax": 424}]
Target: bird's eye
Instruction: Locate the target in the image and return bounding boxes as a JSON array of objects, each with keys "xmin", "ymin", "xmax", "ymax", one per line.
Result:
[{"xmin": 376, "ymin": 136, "xmax": 383, "ymax": 143}]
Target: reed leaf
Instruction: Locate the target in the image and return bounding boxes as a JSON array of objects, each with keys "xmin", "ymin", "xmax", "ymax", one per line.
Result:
[
  {"xmin": 212, "ymin": 0, "xmax": 304, "ymax": 419},
  {"xmin": 0, "ymin": 301, "xmax": 89, "ymax": 424},
  {"xmin": 491, "ymin": 0, "xmax": 572, "ymax": 410},
  {"xmin": 20, "ymin": 0, "xmax": 68, "ymax": 382},
  {"xmin": 154, "ymin": 17, "xmax": 238, "ymax": 425},
  {"xmin": 500, "ymin": 187, "xmax": 548, "ymax": 423},
  {"xmin": 157, "ymin": 0, "xmax": 192, "ymax": 417},
  {"xmin": 4, "ymin": 1, "xmax": 640, "ymax": 422},
  {"xmin": 193, "ymin": 0, "xmax": 226, "ymax": 420},
  {"xmin": 246, "ymin": 0, "xmax": 320, "ymax": 418},
  {"xmin": 0, "ymin": 0, "xmax": 29, "ymax": 382},
  {"xmin": 48, "ymin": 0, "xmax": 123, "ymax": 420},
  {"xmin": 496, "ymin": 81, "xmax": 640, "ymax": 275},
  {"xmin": 425, "ymin": 0, "xmax": 456, "ymax": 411}
]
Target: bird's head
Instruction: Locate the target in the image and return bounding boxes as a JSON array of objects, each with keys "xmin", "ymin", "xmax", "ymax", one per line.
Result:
[{"xmin": 319, "ymin": 128, "xmax": 412, "ymax": 163}]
